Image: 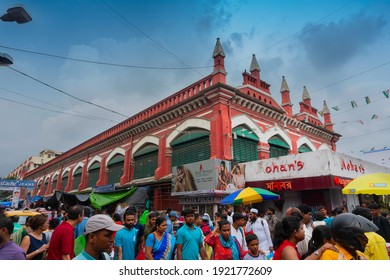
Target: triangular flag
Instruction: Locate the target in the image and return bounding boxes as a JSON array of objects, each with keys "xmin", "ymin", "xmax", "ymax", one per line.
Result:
[
  {"xmin": 331, "ymin": 106, "xmax": 340, "ymax": 111},
  {"xmin": 371, "ymin": 114, "xmax": 378, "ymax": 120},
  {"xmin": 351, "ymin": 101, "xmax": 357, "ymax": 108},
  {"xmin": 358, "ymin": 120, "xmax": 364, "ymax": 125},
  {"xmin": 365, "ymin": 96, "xmax": 371, "ymax": 104},
  {"xmin": 383, "ymin": 90, "xmax": 389, "ymax": 98},
  {"xmin": 318, "ymin": 111, "xmax": 323, "ymax": 117}
]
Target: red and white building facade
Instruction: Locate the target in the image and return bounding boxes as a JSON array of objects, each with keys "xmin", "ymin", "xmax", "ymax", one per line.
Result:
[{"xmin": 22, "ymin": 38, "xmax": 357, "ymax": 213}]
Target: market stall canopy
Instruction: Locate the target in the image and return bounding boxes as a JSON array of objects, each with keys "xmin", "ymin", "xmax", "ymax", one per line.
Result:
[
  {"xmin": 44, "ymin": 191, "xmax": 89, "ymax": 210},
  {"xmin": 342, "ymin": 173, "xmax": 390, "ymax": 195},
  {"xmin": 89, "ymin": 187, "xmax": 136, "ymax": 210},
  {"xmin": 220, "ymin": 187, "xmax": 279, "ymax": 206}
]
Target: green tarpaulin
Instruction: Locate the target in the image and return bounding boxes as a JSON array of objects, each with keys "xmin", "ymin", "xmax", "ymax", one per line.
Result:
[{"xmin": 89, "ymin": 187, "xmax": 136, "ymax": 210}]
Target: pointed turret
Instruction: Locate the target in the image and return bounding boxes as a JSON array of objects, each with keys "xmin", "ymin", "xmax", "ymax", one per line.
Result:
[
  {"xmin": 213, "ymin": 38, "xmax": 225, "ymax": 58},
  {"xmin": 212, "ymin": 38, "xmax": 227, "ymax": 84},
  {"xmin": 249, "ymin": 54, "xmax": 261, "ymax": 87},
  {"xmin": 302, "ymin": 86, "xmax": 312, "ymax": 108},
  {"xmin": 323, "ymin": 100, "xmax": 333, "ymax": 131},
  {"xmin": 302, "ymin": 86, "xmax": 311, "ymax": 100},
  {"xmin": 250, "ymin": 54, "xmax": 260, "ymax": 72},
  {"xmin": 280, "ymin": 76, "xmax": 293, "ymax": 116}
]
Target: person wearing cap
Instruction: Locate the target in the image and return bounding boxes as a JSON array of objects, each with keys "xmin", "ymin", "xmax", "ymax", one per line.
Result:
[
  {"xmin": 245, "ymin": 208, "xmax": 273, "ymax": 253},
  {"xmin": 166, "ymin": 210, "xmax": 179, "ymax": 235},
  {"xmin": 73, "ymin": 214, "xmax": 123, "ymax": 260}
]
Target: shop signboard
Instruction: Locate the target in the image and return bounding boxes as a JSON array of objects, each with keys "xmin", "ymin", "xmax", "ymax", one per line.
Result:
[
  {"xmin": 93, "ymin": 184, "xmax": 115, "ymax": 193},
  {"xmin": 172, "ymin": 159, "xmax": 245, "ymax": 195},
  {"xmin": 0, "ymin": 180, "xmax": 35, "ymax": 190},
  {"xmin": 245, "ymin": 150, "xmax": 390, "ymax": 182}
]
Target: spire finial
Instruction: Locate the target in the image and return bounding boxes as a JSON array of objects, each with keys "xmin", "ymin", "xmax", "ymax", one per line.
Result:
[
  {"xmin": 250, "ymin": 54, "xmax": 260, "ymax": 72},
  {"xmin": 213, "ymin": 38, "xmax": 225, "ymax": 58},
  {"xmin": 302, "ymin": 86, "xmax": 311, "ymax": 100},
  {"xmin": 280, "ymin": 76, "xmax": 290, "ymax": 92},
  {"xmin": 323, "ymin": 100, "xmax": 330, "ymax": 114}
]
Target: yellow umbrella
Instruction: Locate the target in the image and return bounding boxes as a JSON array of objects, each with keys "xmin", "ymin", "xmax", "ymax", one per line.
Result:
[{"xmin": 342, "ymin": 172, "xmax": 390, "ymax": 195}]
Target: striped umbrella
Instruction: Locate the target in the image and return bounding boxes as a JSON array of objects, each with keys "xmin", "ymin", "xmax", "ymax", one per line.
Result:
[{"xmin": 220, "ymin": 187, "xmax": 279, "ymax": 206}]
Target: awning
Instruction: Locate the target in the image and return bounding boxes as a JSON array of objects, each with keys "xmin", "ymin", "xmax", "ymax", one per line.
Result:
[{"xmin": 89, "ymin": 187, "xmax": 137, "ymax": 210}]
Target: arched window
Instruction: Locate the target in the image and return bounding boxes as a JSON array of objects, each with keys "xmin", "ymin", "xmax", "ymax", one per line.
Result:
[
  {"xmin": 268, "ymin": 135, "xmax": 290, "ymax": 158},
  {"xmin": 88, "ymin": 161, "xmax": 100, "ymax": 188},
  {"xmin": 52, "ymin": 175, "xmax": 58, "ymax": 191},
  {"xmin": 134, "ymin": 144, "xmax": 158, "ymax": 179},
  {"xmin": 107, "ymin": 154, "xmax": 124, "ymax": 185},
  {"xmin": 232, "ymin": 126, "xmax": 259, "ymax": 163},
  {"xmin": 61, "ymin": 172, "xmax": 69, "ymax": 192},
  {"xmin": 171, "ymin": 129, "xmax": 210, "ymax": 167},
  {"xmin": 298, "ymin": 144, "xmax": 312, "ymax": 153},
  {"xmin": 72, "ymin": 167, "xmax": 83, "ymax": 191}
]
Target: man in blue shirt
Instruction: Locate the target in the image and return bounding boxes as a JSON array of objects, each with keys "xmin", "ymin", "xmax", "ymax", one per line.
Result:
[
  {"xmin": 166, "ymin": 211, "xmax": 179, "ymax": 235},
  {"xmin": 176, "ymin": 209, "xmax": 207, "ymax": 260},
  {"xmin": 114, "ymin": 211, "xmax": 139, "ymax": 260},
  {"xmin": 73, "ymin": 214, "xmax": 123, "ymax": 260}
]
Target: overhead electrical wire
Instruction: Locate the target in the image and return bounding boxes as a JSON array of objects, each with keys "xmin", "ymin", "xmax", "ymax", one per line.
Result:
[
  {"xmin": 0, "ymin": 96, "xmax": 115, "ymax": 122},
  {"xmin": 0, "ymin": 45, "xmax": 212, "ymax": 70},
  {"xmin": 97, "ymin": 0, "xmax": 205, "ymax": 77},
  {"xmin": 8, "ymin": 66, "xmax": 130, "ymax": 119},
  {"xmin": 0, "ymin": 86, "xmax": 118, "ymax": 123}
]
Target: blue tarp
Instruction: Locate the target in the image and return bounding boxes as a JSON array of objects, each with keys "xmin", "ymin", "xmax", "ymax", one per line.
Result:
[{"xmin": 0, "ymin": 201, "xmax": 11, "ymax": 207}]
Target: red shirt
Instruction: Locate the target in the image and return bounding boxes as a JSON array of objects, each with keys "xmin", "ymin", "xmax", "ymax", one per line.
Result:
[
  {"xmin": 273, "ymin": 239, "xmax": 301, "ymax": 260},
  {"xmin": 47, "ymin": 221, "xmax": 75, "ymax": 260}
]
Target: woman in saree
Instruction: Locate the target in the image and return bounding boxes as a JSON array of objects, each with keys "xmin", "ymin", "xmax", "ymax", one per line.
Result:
[
  {"xmin": 145, "ymin": 216, "xmax": 176, "ymax": 260},
  {"xmin": 204, "ymin": 219, "xmax": 246, "ymax": 260}
]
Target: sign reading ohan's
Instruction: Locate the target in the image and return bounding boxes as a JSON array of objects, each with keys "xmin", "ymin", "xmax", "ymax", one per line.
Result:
[{"xmin": 244, "ymin": 149, "xmax": 389, "ymax": 182}]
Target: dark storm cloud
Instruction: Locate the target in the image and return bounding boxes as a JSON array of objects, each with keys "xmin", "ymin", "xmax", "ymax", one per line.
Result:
[
  {"xmin": 299, "ymin": 12, "xmax": 387, "ymax": 71},
  {"xmin": 224, "ymin": 30, "xmax": 255, "ymax": 55},
  {"xmin": 197, "ymin": 0, "xmax": 243, "ymax": 34}
]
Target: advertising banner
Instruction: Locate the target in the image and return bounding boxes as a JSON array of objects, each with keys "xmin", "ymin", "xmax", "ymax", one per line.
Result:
[
  {"xmin": 172, "ymin": 159, "xmax": 247, "ymax": 194},
  {"xmin": 11, "ymin": 187, "xmax": 21, "ymax": 208},
  {"xmin": 244, "ymin": 150, "xmax": 390, "ymax": 182},
  {"xmin": 0, "ymin": 180, "xmax": 35, "ymax": 189}
]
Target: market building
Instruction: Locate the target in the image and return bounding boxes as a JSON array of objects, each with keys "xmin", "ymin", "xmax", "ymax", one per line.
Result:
[{"xmin": 22, "ymin": 38, "xmax": 344, "ymax": 214}]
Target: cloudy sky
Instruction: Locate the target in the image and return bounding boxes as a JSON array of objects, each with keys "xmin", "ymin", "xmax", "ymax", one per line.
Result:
[{"xmin": 1, "ymin": 0, "xmax": 389, "ymax": 176}]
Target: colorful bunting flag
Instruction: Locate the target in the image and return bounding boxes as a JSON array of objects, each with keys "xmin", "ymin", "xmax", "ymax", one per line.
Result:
[
  {"xmin": 384, "ymin": 89, "xmax": 389, "ymax": 98},
  {"xmin": 331, "ymin": 106, "xmax": 340, "ymax": 111},
  {"xmin": 371, "ymin": 114, "xmax": 378, "ymax": 120},
  {"xmin": 358, "ymin": 120, "xmax": 364, "ymax": 125},
  {"xmin": 351, "ymin": 101, "xmax": 357, "ymax": 108},
  {"xmin": 365, "ymin": 96, "xmax": 371, "ymax": 104},
  {"xmin": 318, "ymin": 111, "xmax": 323, "ymax": 117}
]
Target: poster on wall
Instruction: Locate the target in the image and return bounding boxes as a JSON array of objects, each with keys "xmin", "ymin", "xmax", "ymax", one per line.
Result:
[
  {"xmin": 11, "ymin": 187, "xmax": 21, "ymax": 209},
  {"xmin": 172, "ymin": 159, "xmax": 247, "ymax": 194}
]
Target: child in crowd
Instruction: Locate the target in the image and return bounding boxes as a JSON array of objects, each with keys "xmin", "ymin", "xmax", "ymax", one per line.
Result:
[{"xmin": 243, "ymin": 234, "xmax": 266, "ymax": 260}]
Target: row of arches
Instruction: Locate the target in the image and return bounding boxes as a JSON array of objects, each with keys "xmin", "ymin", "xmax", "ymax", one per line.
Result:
[{"xmin": 35, "ymin": 115, "xmax": 331, "ymax": 195}]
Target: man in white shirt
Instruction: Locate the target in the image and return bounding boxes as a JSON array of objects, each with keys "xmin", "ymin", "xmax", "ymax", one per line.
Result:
[
  {"xmin": 245, "ymin": 208, "xmax": 273, "ymax": 252},
  {"xmin": 296, "ymin": 204, "xmax": 313, "ymax": 256},
  {"xmin": 230, "ymin": 212, "xmax": 247, "ymax": 250}
]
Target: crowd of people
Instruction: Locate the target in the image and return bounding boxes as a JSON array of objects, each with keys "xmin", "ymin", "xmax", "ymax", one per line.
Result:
[{"xmin": 0, "ymin": 201, "xmax": 389, "ymax": 260}]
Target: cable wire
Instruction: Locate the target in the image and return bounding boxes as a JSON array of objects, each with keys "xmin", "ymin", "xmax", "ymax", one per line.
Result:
[
  {"xmin": 0, "ymin": 86, "xmax": 119, "ymax": 122},
  {"xmin": 0, "ymin": 45, "xmax": 212, "ymax": 70},
  {"xmin": 0, "ymin": 96, "xmax": 115, "ymax": 122},
  {"xmin": 8, "ymin": 66, "xmax": 130, "ymax": 119}
]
